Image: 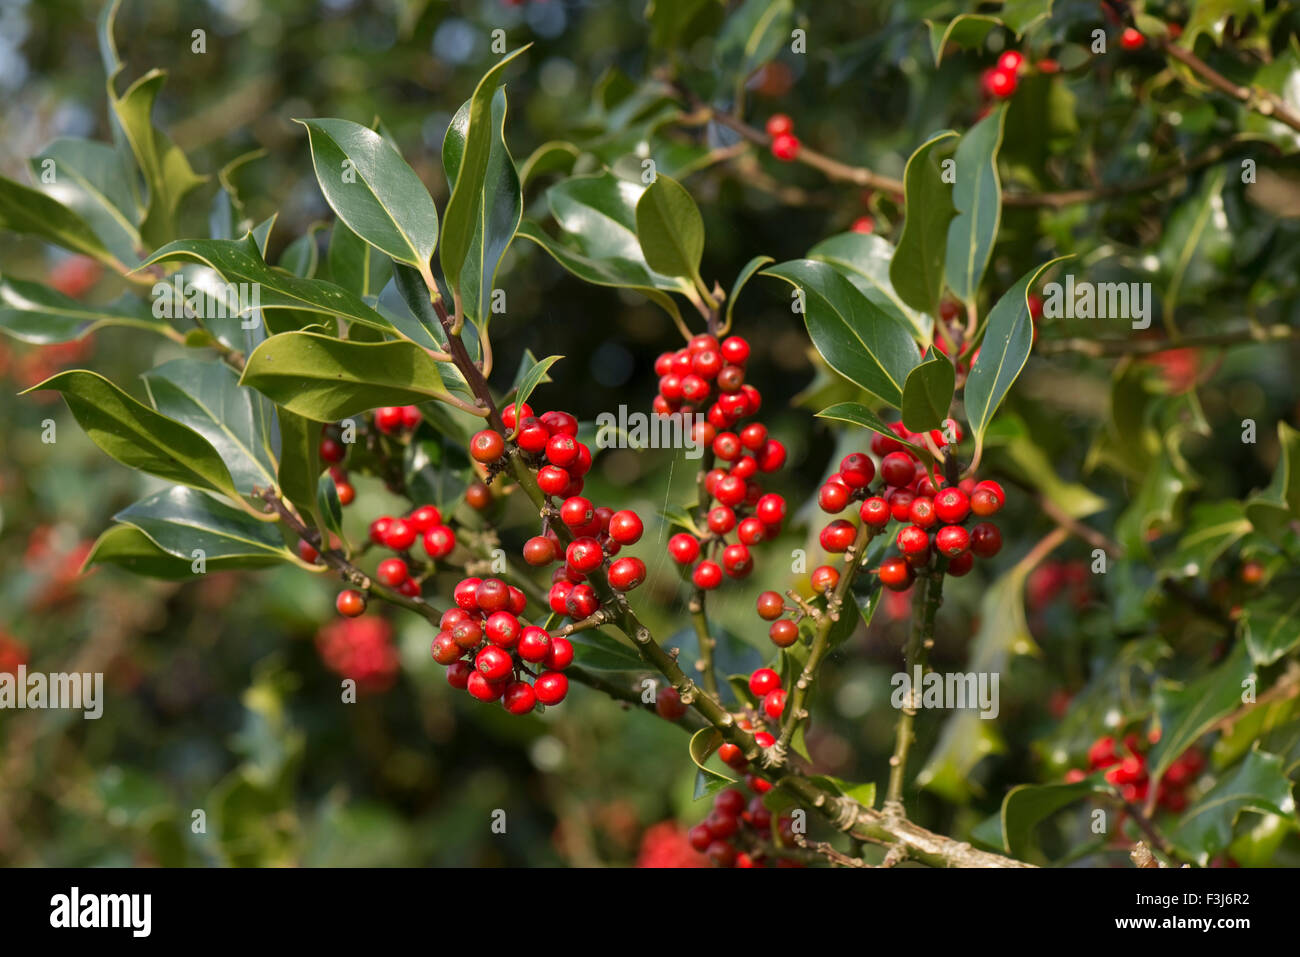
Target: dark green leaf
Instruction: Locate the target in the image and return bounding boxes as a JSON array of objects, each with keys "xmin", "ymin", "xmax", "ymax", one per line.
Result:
[
  {"xmin": 1148, "ymin": 643, "xmax": 1255, "ymax": 785},
  {"xmin": 889, "ymin": 132, "xmax": 957, "ymax": 319},
  {"xmin": 815, "ymin": 402, "xmax": 926, "ymax": 457},
  {"xmin": 809, "ymin": 232, "xmax": 928, "ymax": 339},
  {"xmin": 114, "ymin": 485, "xmax": 292, "ymax": 565},
  {"xmin": 327, "ymin": 219, "xmax": 392, "ymax": 298},
  {"xmin": 0, "ymin": 274, "xmax": 167, "ymax": 344},
  {"xmin": 725, "ymin": 254, "xmax": 773, "ymax": 332},
  {"xmin": 901, "ymin": 348, "xmax": 955, "ymax": 433},
  {"xmin": 635, "ymin": 173, "xmax": 704, "ymax": 283},
  {"xmin": 0, "ymin": 174, "xmax": 121, "ymax": 268},
  {"xmin": 1169, "ymin": 748, "xmax": 1298, "ymax": 866},
  {"xmin": 1241, "ymin": 586, "xmax": 1300, "ymax": 667},
  {"xmin": 945, "ymin": 105, "xmax": 1006, "ymax": 303},
  {"xmin": 31, "ymin": 138, "xmax": 142, "ymax": 264}
]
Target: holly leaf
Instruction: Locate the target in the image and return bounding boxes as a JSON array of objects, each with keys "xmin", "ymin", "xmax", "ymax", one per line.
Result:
[
  {"xmin": 114, "ymin": 486, "xmax": 293, "ymax": 566},
  {"xmin": 635, "ymin": 173, "xmax": 705, "ymax": 284},
  {"xmin": 889, "ymin": 132, "xmax": 957, "ymax": 320},
  {"xmin": 1168, "ymin": 748, "xmax": 1298, "ymax": 866},
  {"xmin": 0, "ymin": 274, "xmax": 167, "ymax": 344},
  {"xmin": 901, "ymin": 347, "xmax": 955, "ymax": 433},
  {"xmin": 945, "ymin": 105, "xmax": 1006, "ymax": 304}
]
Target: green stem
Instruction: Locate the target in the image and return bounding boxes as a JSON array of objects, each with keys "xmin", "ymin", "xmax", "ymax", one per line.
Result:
[{"xmin": 885, "ymin": 564, "xmax": 944, "ymax": 807}]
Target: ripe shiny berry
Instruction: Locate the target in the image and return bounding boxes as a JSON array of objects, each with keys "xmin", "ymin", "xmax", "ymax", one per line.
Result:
[
  {"xmin": 720, "ymin": 335, "xmax": 750, "ymax": 365},
  {"xmin": 566, "ymin": 537, "xmax": 604, "ymax": 574},
  {"xmin": 946, "ymin": 551, "xmax": 975, "ymax": 577},
  {"xmin": 609, "ymin": 556, "xmax": 647, "ymax": 591},
  {"xmin": 541, "ymin": 410, "xmax": 579, "ymax": 436},
  {"xmin": 470, "ymin": 429, "xmax": 505, "ymax": 463},
  {"xmin": 565, "ymin": 584, "xmax": 600, "ymax": 619},
  {"xmin": 374, "ymin": 406, "xmax": 405, "ymax": 433},
  {"xmin": 756, "ymin": 591, "xmax": 785, "ymax": 620},
  {"xmin": 542, "ymin": 635, "xmax": 573, "ymax": 671},
  {"xmin": 546, "ymin": 433, "xmax": 579, "ymax": 468},
  {"xmin": 445, "ymin": 660, "xmax": 471, "ymax": 689},
  {"xmin": 485, "ymin": 611, "xmax": 522, "ymax": 648},
  {"xmin": 771, "ymin": 132, "xmax": 800, "ymax": 161},
  {"xmin": 320, "ymin": 437, "xmax": 345, "ymax": 464},
  {"xmin": 878, "ymin": 557, "xmax": 914, "ymax": 591},
  {"xmin": 548, "ymin": 581, "xmax": 574, "ymax": 616},
  {"xmin": 713, "ymin": 432, "xmax": 741, "ymax": 461},
  {"xmin": 502, "ymin": 681, "xmax": 537, "ymax": 715},
  {"xmin": 860, "ymin": 496, "xmax": 890, "ymax": 528},
  {"xmin": 839, "ymin": 453, "xmax": 875, "ymax": 488},
  {"xmin": 763, "ymin": 689, "xmax": 787, "ymax": 720},
  {"xmin": 336, "ymin": 589, "xmax": 366, "ymax": 617},
  {"xmin": 523, "ymin": 536, "xmax": 557, "ymax": 566},
  {"xmin": 451, "ymin": 618, "xmax": 483, "ymax": 651},
  {"xmin": 908, "ymin": 496, "xmax": 936, "ymax": 528},
  {"xmin": 888, "ymin": 488, "xmax": 916, "ymax": 522},
  {"xmin": 881, "ymin": 451, "xmax": 916, "ymax": 488},
  {"xmin": 1120, "ymin": 26, "xmax": 1144, "ymax": 49},
  {"xmin": 998, "ymin": 50, "xmax": 1024, "ymax": 73},
  {"xmin": 335, "ymin": 481, "xmax": 355, "ymax": 506},
  {"xmin": 811, "ymin": 565, "xmax": 839, "ymax": 594},
  {"xmin": 466, "ymin": 671, "xmax": 504, "ymax": 702},
  {"xmin": 368, "ymin": 516, "xmax": 393, "ymax": 545},
  {"xmin": 383, "ymin": 518, "xmax": 416, "ymax": 551},
  {"xmin": 818, "ymin": 481, "xmax": 850, "ymax": 513},
  {"xmin": 769, "ymin": 619, "xmax": 799, "ymax": 647},
  {"xmin": 735, "ymin": 517, "xmax": 764, "ymax": 546},
  {"xmin": 656, "ymin": 686, "xmax": 687, "ymax": 720},
  {"xmin": 475, "ymin": 578, "xmax": 508, "ymax": 613},
  {"xmin": 431, "ymin": 632, "xmax": 461, "ymax": 665},
  {"xmin": 930, "ymin": 417, "xmax": 963, "ymax": 447},
  {"xmin": 722, "ymin": 543, "xmax": 753, "ymax": 578},
  {"xmin": 537, "ymin": 465, "xmax": 570, "ymax": 496},
  {"xmin": 765, "ymin": 113, "xmax": 793, "ymax": 138},
  {"xmin": 718, "ymin": 742, "xmax": 747, "ymax": 769},
  {"xmin": 668, "ymin": 533, "xmax": 700, "ymax": 564},
  {"xmin": 560, "ymin": 496, "xmax": 596, "ymax": 529},
  {"xmin": 820, "ymin": 520, "xmax": 857, "ymax": 553},
  {"xmin": 851, "ymin": 216, "xmax": 874, "ymax": 234},
  {"xmin": 376, "ymin": 558, "xmax": 408, "ymax": 587},
  {"xmin": 757, "ymin": 439, "xmax": 786, "ymax": 472},
  {"xmin": 608, "ymin": 510, "xmax": 644, "ymax": 545},
  {"xmin": 749, "ymin": 668, "xmax": 780, "ymax": 697},
  {"xmin": 535, "ymin": 671, "xmax": 569, "ymax": 705},
  {"xmin": 475, "ymin": 645, "xmax": 513, "ymax": 681},
  {"xmin": 502, "ymin": 401, "xmax": 532, "ymax": 432},
  {"xmin": 935, "ymin": 525, "xmax": 970, "ymax": 557},
  {"xmin": 707, "ymin": 506, "xmax": 736, "ymax": 534},
  {"xmin": 897, "ymin": 525, "xmax": 930, "ymax": 556},
  {"xmin": 516, "ymin": 418, "xmax": 549, "ymax": 454},
  {"xmin": 297, "ymin": 539, "xmax": 320, "ymax": 564},
  {"xmin": 933, "ymin": 488, "xmax": 970, "ymax": 524},
  {"xmin": 518, "ymin": 626, "xmax": 551, "ymax": 663},
  {"xmin": 714, "ymin": 475, "xmax": 746, "ymax": 507},
  {"xmin": 971, "ymin": 487, "xmax": 1003, "ymax": 517},
  {"xmin": 423, "ymin": 525, "xmax": 456, "ymax": 560},
  {"xmin": 970, "ymin": 522, "xmax": 1002, "ymax": 558},
  {"xmin": 755, "ymin": 493, "xmax": 786, "ymax": 525},
  {"xmin": 984, "ymin": 66, "xmax": 1017, "ymax": 98},
  {"xmin": 693, "ymin": 561, "xmax": 723, "ymax": 590},
  {"xmin": 453, "ymin": 577, "xmax": 482, "ymax": 611}
]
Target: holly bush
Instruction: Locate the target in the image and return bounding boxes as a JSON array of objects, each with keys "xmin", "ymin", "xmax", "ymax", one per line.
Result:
[{"xmin": 2, "ymin": 0, "xmax": 1300, "ymax": 869}]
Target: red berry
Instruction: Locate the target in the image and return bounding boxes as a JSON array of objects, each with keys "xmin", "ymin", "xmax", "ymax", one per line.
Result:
[
  {"xmin": 820, "ymin": 519, "xmax": 857, "ymax": 553},
  {"xmin": 896, "ymin": 525, "xmax": 929, "ymax": 556},
  {"xmin": 656, "ymin": 686, "xmax": 687, "ymax": 720},
  {"xmin": 693, "ymin": 561, "xmax": 723, "ymax": 590},
  {"xmin": 453, "ymin": 577, "xmax": 482, "ymax": 611},
  {"xmin": 502, "ymin": 681, "xmax": 537, "ymax": 715},
  {"xmin": 470, "ymin": 429, "xmax": 505, "ymax": 463},
  {"xmin": 998, "ymin": 50, "xmax": 1024, "ymax": 73},
  {"xmin": 984, "ymin": 66, "xmax": 1017, "ymax": 98},
  {"xmin": 811, "ymin": 565, "xmax": 839, "ymax": 594},
  {"xmin": 466, "ymin": 671, "xmax": 505, "ymax": 702},
  {"xmin": 560, "ymin": 496, "xmax": 596, "ymax": 529},
  {"xmin": 720, "ymin": 336, "xmax": 750, "ymax": 364},
  {"xmin": 839, "ymin": 453, "xmax": 875, "ymax": 488},
  {"xmin": 763, "ymin": 689, "xmax": 787, "ymax": 720},
  {"xmin": 297, "ymin": 539, "xmax": 320, "ymax": 564},
  {"xmin": 423, "ymin": 525, "xmax": 456, "ymax": 560},
  {"xmin": 933, "ymin": 488, "xmax": 970, "ymax": 524},
  {"xmin": 320, "ymin": 437, "xmax": 345, "ymax": 464},
  {"xmin": 608, "ymin": 510, "xmax": 643, "ymax": 545},
  {"xmin": 770, "ymin": 132, "xmax": 800, "ymax": 161},
  {"xmin": 383, "ymin": 518, "xmax": 416, "ymax": 551},
  {"xmin": 565, "ymin": 584, "xmax": 599, "ymax": 619},
  {"xmin": 765, "ymin": 113, "xmax": 793, "ymax": 138},
  {"xmin": 818, "ymin": 481, "xmax": 850, "ymax": 513},
  {"xmin": 755, "ymin": 493, "xmax": 786, "ymax": 525},
  {"xmin": 707, "ymin": 506, "xmax": 736, "ymax": 535},
  {"xmin": 374, "ymin": 406, "xmax": 404, "ymax": 434},
  {"xmin": 714, "ymin": 474, "xmax": 746, "ymax": 507},
  {"xmin": 668, "ymin": 533, "xmax": 700, "ymax": 564},
  {"xmin": 516, "ymin": 417, "xmax": 549, "ymax": 454},
  {"xmin": 518, "ymin": 626, "xmax": 552, "ymax": 663},
  {"xmin": 475, "ymin": 645, "xmax": 513, "ymax": 681},
  {"xmin": 721, "ymin": 543, "xmax": 753, "ymax": 578},
  {"xmin": 334, "ymin": 481, "xmax": 354, "ymax": 506},
  {"xmin": 878, "ymin": 557, "xmax": 914, "ymax": 591},
  {"xmin": 769, "ymin": 619, "xmax": 799, "ymax": 647},
  {"xmin": 430, "ymin": 632, "xmax": 462, "ymax": 665},
  {"xmin": 566, "ymin": 537, "xmax": 604, "ymax": 574},
  {"xmin": 756, "ymin": 439, "xmax": 786, "ymax": 472},
  {"xmin": 535, "ymin": 671, "xmax": 569, "ymax": 705},
  {"xmin": 970, "ymin": 522, "xmax": 1002, "ymax": 558},
  {"xmin": 336, "ymin": 589, "xmax": 366, "ymax": 617},
  {"xmin": 935, "ymin": 525, "xmax": 970, "ymax": 558},
  {"xmin": 851, "ymin": 216, "xmax": 874, "ymax": 234},
  {"xmin": 859, "ymin": 496, "xmax": 890, "ymax": 528},
  {"xmin": 544, "ymin": 635, "xmax": 574, "ymax": 671},
  {"xmin": 523, "ymin": 536, "xmax": 557, "ymax": 566},
  {"xmin": 485, "ymin": 611, "xmax": 522, "ymax": 648},
  {"xmin": 908, "ymin": 496, "xmax": 937, "ymax": 528},
  {"xmin": 756, "ymin": 591, "xmax": 785, "ymax": 620},
  {"xmin": 537, "ymin": 465, "xmax": 570, "ymax": 496},
  {"xmin": 1120, "ymin": 27, "xmax": 1144, "ymax": 50},
  {"xmin": 368, "ymin": 516, "xmax": 393, "ymax": 545},
  {"xmin": 946, "ymin": 551, "xmax": 975, "ymax": 577},
  {"xmin": 881, "ymin": 451, "xmax": 916, "ymax": 488},
  {"xmin": 376, "ymin": 558, "xmax": 409, "ymax": 587},
  {"xmin": 609, "ymin": 556, "xmax": 648, "ymax": 591},
  {"xmin": 501, "ymin": 401, "xmax": 532, "ymax": 432},
  {"xmin": 718, "ymin": 742, "xmax": 747, "ymax": 769},
  {"xmin": 749, "ymin": 668, "xmax": 781, "ymax": 697}
]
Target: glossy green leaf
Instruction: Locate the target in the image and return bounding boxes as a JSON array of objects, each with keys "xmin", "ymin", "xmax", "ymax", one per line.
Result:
[
  {"xmin": 998, "ymin": 0, "xmax": 1054, "ymax": 36},
  {"xmin": 0, "ymin": 275, "xmax": 166, "ymax": 344},
  {"xmin": 1247, "ymin": 422, "xmax": 1300, "ymax": 538},
  {"xmin": 276, "ymin": 408, "xmax": 325, "ymax": 532},
  {"xmin": 765, "ymin": 259, "xmax": 919, "ymax": 408},
  {"xmin": 889, "ymin": 132, "xmax": 957, "ymax": 320},
  {"xmin": 24, "ymin": 369, "xmax": 249, "ymax": 508},
  {"xmin": 511, "ymin": 354, "xmax": 563, "ymax": 430},
  {"xmin": 316, "ymin": 474, "xmax": 346, "ymax": 548},
  {"xmin": 439, "ymin": 47, "xmax": 531, "ymax": 303},
  {"xmin": 1169, "ymin": 748, "xmax": 1298, "ymax": 866},
  {"xmin": 85, "ymin": 523, "xmax": 264, "ymax": 580},
  {"xmin": 110, "ymin": 70, "xmax": 207, "ymax": 248},
  {"xmin": 298, "ymin": 117, "xmax": 439, "ymax": 272},
  {"xmin": 1114, "ymin": 449, "xmax": 1195, "ymax": 560},
  {"xmin": 115, "ymin": 486, "xmax": 292, "ymax": 565},
  {"xmin": 901, "ymin": 348, "xmax": 955, "ymax": 433},
  {"xmin": 140, "ymin": 358, "xmax": 278, "ymax": 495},
  {"xmin": 327, "ymin": 219, "xmax": 392, "ymax": 298},
  {"xmin": 991, "ymin": 774, "xmax": 1114, "ymax": 859},
  {"xmin": 443, "ymin": 85, "xmax": 523, "ymax": 324},
  {"xmin": 725, "ymin": 254, "xmax": 773, "ymax": 331},
  {"xmin": 1148, "ymin": 643, "xmax": 1254, "ymax": 785},
  {"xmin": 635, "ymin": 173, "xmax": 704, "ymax": 283},
  {"xmin": 1241, "ymin": 586, "xmax": 1300, "ymax": 667},
  {"xmin": 927, "ymin": 14, "xmax": 1000, "ymax": 65},
  {"xmin": 809, "ymin": 232, "xmax": 929, "ymax": 340},
  {"xmin": 965, "ymin": 257, "xmax": 1065, "ymax": 449},
  {"xmin": 689, "ymin": 727, "xmax": 738, "ymax": 796},
  {"xmin": 815, "ymin": 402, "xmax": 926, "ymax": 457},
  {"xmin": 31, "ymin": 138, "xmax": 142, "ymax": 265},
  {"xmin": 278, "ymin": 223, "xmax": 325, "ymax": 278},
  {"xmin": 945, "ymin": 105, "xmax": 1005, "ymax": 304},
  {"xmin": 141, "ymin": 236, "xmax": 398, "ymax": 335},
  {"xmin": 239, "ymin": 331, "xmax": 450, "ymax": 421},
  {"xmin": 518, "ymin": 140, "xmax": 581, "ymax": 189},
  {"xmin": 0, "ymin": 174, "xmax": 121, "ymax": 268}
]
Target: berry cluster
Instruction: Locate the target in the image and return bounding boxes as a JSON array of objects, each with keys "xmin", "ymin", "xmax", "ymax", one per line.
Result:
[
  {"xmin": 315, "ymin": 616, "xmax": 399, "ymax": 693},
  {"xmin": 981, "ymin": 50, "xmax": 1025, "ymax": 99},
  {"xmin": 654, "ymin": 334, "xmax": 788, "ymax": 593},
  {"xmin": 686, "ymin": 785, "xmax": 802, "ymax": 868},
  {"xmin": 764, "ymin": 113, "xmax": 800, "ymax": 161},
  {"xmin": 429, "ymin": 576, "xmax": 572, "ymax": 713},
  {"xmin": 1068, "ymin": 732, "xmax": 1203, "ymax": 813},
  {"xmin": 325, "ymin": 502, "xmax": 459, "ymax": 617}
]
